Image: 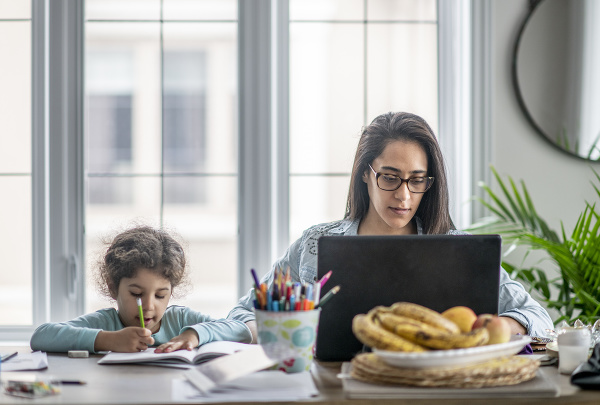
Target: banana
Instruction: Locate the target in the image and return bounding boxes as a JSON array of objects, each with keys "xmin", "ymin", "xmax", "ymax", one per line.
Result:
[
  {"xmin": 390, "ymin": 302, "xmax": 461, "ymax": 334},
  {"xmin": 377, "ymin": 312, "xmax": 489, "ymax": 349},
  {"xmin": 352, "ymin": 310, "xmax": 428, "ymax": 352},
  {"xmin": 450, "ymin": 327, "xmax": 490, "ymax": 348}
]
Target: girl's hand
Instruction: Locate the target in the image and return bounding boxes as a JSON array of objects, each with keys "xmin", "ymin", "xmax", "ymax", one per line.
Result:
[
  {"xmin": 95, "ymin": 327, "xmax": 154, "ymax": 353},
  {"xmin": 154, "ymin": 329, "xmax": 199, "ymax": 353}
]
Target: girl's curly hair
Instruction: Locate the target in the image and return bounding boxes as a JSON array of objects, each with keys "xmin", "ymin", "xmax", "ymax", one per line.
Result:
[{"xmin": 95, "ymin": 225, "xmax": 190, "ymax": 300}]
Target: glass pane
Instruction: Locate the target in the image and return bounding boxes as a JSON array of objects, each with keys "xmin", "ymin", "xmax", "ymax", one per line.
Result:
[
  {"xmin": 290, "ymin": 0, "xmax": 363, "ymax": 21},
  {"xmin": 85, "ymin": 176, "xmax": 162, "ymax": 312},
  {"xmin": 163, "ymin": 176, "xmax": 237, "ymax": 318},
  {"xmin": 86, "ymin": 176, "xmax": 162, "ymax": 221},
  {"xmin": 86, "ymin": 22, "xmax": 162, "ymax": 174},
  {"xmin": 0, "ymin": 177, "xmax": 32, "ymax": 325},
  {"xmin": 0, "ymin": 21, "xmax": 30, "ymax": 173},
  {"xmin": 163, "ymin": 23, "xmax": 237, "ymax": 174},
  {"xmin": 290, "ymin": 23, "xmax": 364, "ymax": 174},
  {"xmin": 85, "ymin": 0, "xmax": 160, "ymax": 20},
  {"xmin": 366, "ymin": 23, "xmax": 438, "ymax": 132},
  {"xmin": 163, "ymin": 0, "xmax": 237, "ymax": 21},
  {"xmin": 289, "ymin": 175, "xmax": 350, "ymax": 243},
  {"xmin": 0, "ymin": 0, "xmax": 30, "ymax": 19},
  {"xmin": 367, "ymin": 0, "xmax": 436, "ymax": 21}
]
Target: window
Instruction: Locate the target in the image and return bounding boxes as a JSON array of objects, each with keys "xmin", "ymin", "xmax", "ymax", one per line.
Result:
[
  {"xmin": 0, "ymin": 0, "xmax": 32, "ymax": 327},
  {"xmin": 0, "ymin": 0, "xmax": 479, "ymax": 340},
  {"xmin": 288, "ymin": 0, "xmax": 438, "ymax": 240},
  {"xmin": 84, "ymin": 0, "xmax": 238, "ymax": 317}
]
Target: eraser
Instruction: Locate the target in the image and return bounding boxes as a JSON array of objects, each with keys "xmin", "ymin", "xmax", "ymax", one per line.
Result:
[{"xmin": 68, "ymin": 350, "xmax": 89, "ymax": 358}]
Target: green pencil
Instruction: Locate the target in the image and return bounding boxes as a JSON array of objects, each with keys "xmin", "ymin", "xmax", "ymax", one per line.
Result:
[
  {"xmin": 315, "ymin": 285, "xmax": 340, "ymax": 309},
  {"xmin": 137, "ymin": 298, "xmax": 145, "ymax": 328}
]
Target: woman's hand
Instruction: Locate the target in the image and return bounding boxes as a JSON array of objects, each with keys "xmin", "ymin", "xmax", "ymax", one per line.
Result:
[
  {"xmin": 154, "ymin": 329, "xmax": 199, "ymax": 353},
  {"xmin": 95, "ymin": 327, "xmax": 154, "ymax": 353}
]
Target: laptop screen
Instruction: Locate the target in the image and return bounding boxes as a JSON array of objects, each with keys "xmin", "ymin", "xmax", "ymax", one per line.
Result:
[{"xmin": 314, "ymin": 234, "xmax": 501, "ymax": 361}]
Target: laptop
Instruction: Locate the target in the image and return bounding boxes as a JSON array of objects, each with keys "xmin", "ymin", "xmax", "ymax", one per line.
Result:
[{"xmin": 315, "ymin": 234, "xmax": 502, "ymax": 361}]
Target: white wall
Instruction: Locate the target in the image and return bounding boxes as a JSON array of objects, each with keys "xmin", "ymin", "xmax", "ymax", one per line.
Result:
[
  {"xmin": 489, "ymin": 0, "xmax": 600, "ymax": 235},
  {"xmin": 486, "ymin": 0, "xmax": 600, "ymax": 323}
]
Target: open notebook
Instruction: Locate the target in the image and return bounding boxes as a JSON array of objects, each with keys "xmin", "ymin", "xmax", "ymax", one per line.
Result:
[{"xmin": 98, "ymin": 341, "xmax": 252, "ymax": 368}]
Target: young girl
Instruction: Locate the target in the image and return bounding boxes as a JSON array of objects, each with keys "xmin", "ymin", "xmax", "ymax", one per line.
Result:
[
  {"xmin": 228, "ymin": 111, "xmax": 553, "ymax": 342},
  {"xmin": 30, "ymin": 225, "xmax": 251, "ymax": 353}
]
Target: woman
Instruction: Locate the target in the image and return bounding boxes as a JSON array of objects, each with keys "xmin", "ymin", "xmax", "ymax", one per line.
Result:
[{"xmin": 228, "ymin": 112, "xmax": 553, "ymax": 342}]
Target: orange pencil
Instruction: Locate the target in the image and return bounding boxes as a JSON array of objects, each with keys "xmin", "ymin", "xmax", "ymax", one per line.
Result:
[{"xmin": 260, "ymin": 283, "xmax": 268, "ymax": 309}]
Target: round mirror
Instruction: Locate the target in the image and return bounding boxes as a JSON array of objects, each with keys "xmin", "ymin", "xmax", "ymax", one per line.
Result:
[{"xmin": 513, "ymin": 0, "xmax": 600, "ymax": 161}]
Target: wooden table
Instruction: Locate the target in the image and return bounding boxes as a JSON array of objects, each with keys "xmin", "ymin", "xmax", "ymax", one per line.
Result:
[{"xmin": 1, "ymin": 346, "xmax": 599, "ymax": 404}]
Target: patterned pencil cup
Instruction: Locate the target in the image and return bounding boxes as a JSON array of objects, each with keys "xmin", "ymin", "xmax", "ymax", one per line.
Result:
[{"xmin": 254, "ymin": 309, "xmax": 321, "ymax": 373}]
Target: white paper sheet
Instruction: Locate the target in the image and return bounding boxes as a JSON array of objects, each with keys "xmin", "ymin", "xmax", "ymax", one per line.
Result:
[
  {"xmin": 184, "ymin": 345, "xmax": 275, "ymax": 392},
  {"xmin": 173, "ymin": 370, "xmax": 319, "ymax": 402},
  {"xmin": 0, "ymin": 352, "xmax": 48, "ymax": 372}
]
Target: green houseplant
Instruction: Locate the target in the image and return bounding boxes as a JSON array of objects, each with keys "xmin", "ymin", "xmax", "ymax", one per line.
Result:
[{"xmin": 467, "ymin": 167, "xmax": 600, "ymax": 325}]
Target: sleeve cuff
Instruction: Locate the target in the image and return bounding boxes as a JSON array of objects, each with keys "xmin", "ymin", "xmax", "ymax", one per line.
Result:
[{"xmin": 87, "ymin": 329, "xmax": 103, "ymax": 353}]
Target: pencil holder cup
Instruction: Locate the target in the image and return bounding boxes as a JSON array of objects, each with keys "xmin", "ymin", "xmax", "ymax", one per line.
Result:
[{"xmin": 254, "ymin": 309, "xmax": 321, "ymax": 373}]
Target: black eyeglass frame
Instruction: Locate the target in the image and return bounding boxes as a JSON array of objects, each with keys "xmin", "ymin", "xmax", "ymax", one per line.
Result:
[{"xmin": 368, "ymin": 164, "xmax": 434, "ymax": 193}]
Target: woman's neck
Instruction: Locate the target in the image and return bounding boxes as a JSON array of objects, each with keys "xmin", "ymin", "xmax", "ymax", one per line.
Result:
[{"xmin": 357, "ymin": 217, "xmax": 417, "ymax": 235}]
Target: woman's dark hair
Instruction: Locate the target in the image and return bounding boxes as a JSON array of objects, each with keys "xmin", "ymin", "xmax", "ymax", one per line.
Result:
[
  {"xmin": 345, "ymin": 111, "xmax": 455, "ymax": 234},
  {"xmin": 96, "ymin": 225, "xmax": 190, "ymax": 300}
]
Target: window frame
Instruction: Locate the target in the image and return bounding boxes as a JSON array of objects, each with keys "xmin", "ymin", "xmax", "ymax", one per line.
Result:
[{"xmin": 0, "ymin": 0, "xmax": 491, "ymax": 341}]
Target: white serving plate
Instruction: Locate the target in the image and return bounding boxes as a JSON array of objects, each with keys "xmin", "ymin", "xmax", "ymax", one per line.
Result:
[{"xmin": 373, "ymin": 335, "xmax": 531, "ymax": 369}]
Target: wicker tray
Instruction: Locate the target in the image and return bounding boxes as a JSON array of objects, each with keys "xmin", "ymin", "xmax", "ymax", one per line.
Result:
[{"xmin": 350, "ymin": 353, "xmax": 540, "ymax": 388}]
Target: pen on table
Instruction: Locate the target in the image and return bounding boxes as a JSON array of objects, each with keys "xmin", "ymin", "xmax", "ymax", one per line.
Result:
[
  {"xmin": 315, "ymin": 285, "xmax": 340, "ymax": 309},
  {"xmin": 1, "ymin": 351, "xmax": 18, "ymax": 362},
  {"xmin": 55, "ymin": 380, "xmax": 87, "ymax": 385},
  {"xmin": 319, "ymin": 270, "xmax": 333, "ymax": 288},
  {"xmin": 137, "ymin": 297, "xmax": 145, "ymax": 328}
]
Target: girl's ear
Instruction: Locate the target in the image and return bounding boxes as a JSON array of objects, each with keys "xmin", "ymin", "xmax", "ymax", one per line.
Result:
[{"xmin": 362, "ymin": 170, "xmax": 369, "ymax": 183}]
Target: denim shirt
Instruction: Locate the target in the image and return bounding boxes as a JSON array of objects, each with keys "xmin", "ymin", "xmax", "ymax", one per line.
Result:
[{"xmin": 227, "ymin": 217, "xmax": 554, "ymax": 337}]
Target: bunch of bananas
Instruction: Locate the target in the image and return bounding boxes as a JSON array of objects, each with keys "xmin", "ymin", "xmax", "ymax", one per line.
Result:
[{"xmin": 352, "ymin": 302, "xmax": 489, "ymax": 352}]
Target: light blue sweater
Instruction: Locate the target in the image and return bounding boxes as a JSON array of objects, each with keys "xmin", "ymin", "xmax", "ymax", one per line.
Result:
[{"xmin": 30, "ymin": 305, "xmax": 252, "ymax": 353}]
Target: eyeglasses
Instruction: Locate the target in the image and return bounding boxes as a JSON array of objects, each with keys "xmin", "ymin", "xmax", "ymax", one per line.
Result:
[{"xmin": 368, "ymin": 164, "xmax": 434, "ymax": 193}]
